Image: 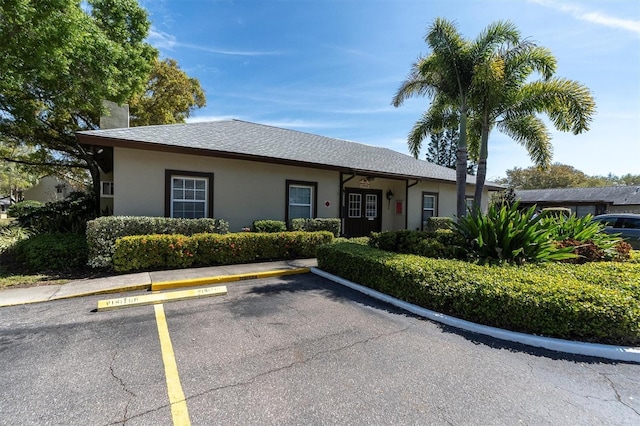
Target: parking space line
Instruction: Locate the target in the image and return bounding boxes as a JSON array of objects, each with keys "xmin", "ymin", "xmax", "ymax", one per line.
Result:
[{"xmin": 155, "ymin": 304, "xmax": 191, "ymax": 426}]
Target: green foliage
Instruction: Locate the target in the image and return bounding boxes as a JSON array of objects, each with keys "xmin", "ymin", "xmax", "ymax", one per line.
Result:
[
  {"xmin": 540, "ymin": 207, "xmax": 571, "ymax": 218},
  {"xmin": 113, "ymin": 234, "xmax": 195, "ymax": 272},
  {"xmin": 252, "ymin": 220, "xmax": 287, "ymax": 233},
  {"xmin": 129, "ymin": 58, "xmax": 206, "ymax": 126},
  {"xmin": 369, "ymin": 230, "xmax": 465, "ymax": 259},
  {"xmin": 0, "ymin": 0, "xmax": 157, "ymax": 209},
  {"xmin": 7, "ymin": 200, "xmax": 43, "ymax": 218},
  {"xmin": 0, "ymin": 225, "xmax": 32, "ymax": 254},
  {"xmin": 543, "ymin": 214, "xmax": 629, "ymax": 262},
  {"xmin": 454, "ymin": 202, "xmax": 575, "ymax": 264},
  {"xmin": 488, "ymin": 188, "xmax": 517, "ymax": 209},
  {"xmin": 15, "ymin": 192, "xmax": 96, "ymax": 234},
  {"xmin": 86, "ymin": 216, "xmax": 229, "ymax": 269},
  {"xmin": 12, "ymin": 233, "xmax": 88, "ymax": 272},
  {"xmin": 496, "ymin": 163, "xmax": 624, "ymax": 189},
  {"xmin": 114, "ymin": 231, "xmax": 333, "ymax": 272},
  {"xmin": 317, "ymin": 243, "xmax": 640, "ymax": 345},
  {"xmin": 424, "ymin": 216, "xmax": 453, "ymax": 232},
  {"xmin": 290, "ymin": 218, "xmax": 341, "ymax": 237}
]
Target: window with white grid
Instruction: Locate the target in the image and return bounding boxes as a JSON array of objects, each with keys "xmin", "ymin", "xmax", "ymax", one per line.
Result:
[
  {"xmin": 171, "ymin": 177, "xmax": 207, "ymax": 218},
  {"xmin": 365, "ymin": 194, "xmax": 377, "ymax": 219},
  {"xmin": 348, "ymin": 193, "xmax": 361, "ymax": 218}
]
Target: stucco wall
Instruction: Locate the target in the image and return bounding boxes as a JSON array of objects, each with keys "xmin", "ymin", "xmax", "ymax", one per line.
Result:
[
  {"xmin": 114, "ymin": 148, "xmax": 341, "ymax": 231},
  {"xmin": 23, "ymin": 176, "xmax": 72, "ymax": 203},
  {"xmin": 113, "ymin": 147, "xmax": 490, "ymax": 233}
]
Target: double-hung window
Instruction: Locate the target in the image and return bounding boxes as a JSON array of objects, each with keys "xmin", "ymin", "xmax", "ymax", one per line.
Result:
[
  {"xmin": 286, "ymin": 180, "xmax": 317, "ymax": 222},
  {"xmin": 422, "ymin": 192, "xmax": 438, "ymax": 230},
  {"xmin": 165, "ymin": 170, "xmax": 213, "ymax": 219}
]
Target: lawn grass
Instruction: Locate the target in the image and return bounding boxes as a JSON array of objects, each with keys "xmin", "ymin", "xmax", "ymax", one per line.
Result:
[{"xmin": 0, "ymin": 269, "xmax": 70, "ymax": 289}]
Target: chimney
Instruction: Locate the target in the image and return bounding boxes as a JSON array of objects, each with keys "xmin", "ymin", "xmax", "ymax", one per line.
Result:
[{"xmin": 100, "ymin": 100, "xmax": 129, "ymax": 129}]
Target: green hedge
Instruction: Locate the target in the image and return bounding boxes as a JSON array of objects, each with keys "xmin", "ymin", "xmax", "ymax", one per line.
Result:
[
  {"xmin": 369, "ymin": 229, "xmax": 465, "ymax": 259},
  {"xmin": 87, "ymin": 216, "xmax": 229, "ymax": 269},
  {"xmin": 290, "ymin": 218, "xmax": 341, "ymax": 237},
  {"xmin": 317, "ymin": 242, "xmax": 640, "ymax": 345},
  {"xmin": 252, "ymin": 220, "xmax": 287, "ymax": 233},
  {"xmin": 114, "ymin": 231, "xmax": 333, "ymax": 272},
  {"xmin": 424, "ymin": 217, "xmax": 453, "ymax": 232},
  {"xmin": 11, "ymin": 233, "xmax": 88, "ymax": 272}
]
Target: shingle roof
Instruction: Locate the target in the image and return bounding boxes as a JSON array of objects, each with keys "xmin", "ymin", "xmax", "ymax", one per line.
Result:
[
  {"xmin": 77, "ymin": 119, "xmax": 499, "ymax": 188},
  {"xmin": 516, "ymin": 186, "xmax": 640, "ymax": 206}
]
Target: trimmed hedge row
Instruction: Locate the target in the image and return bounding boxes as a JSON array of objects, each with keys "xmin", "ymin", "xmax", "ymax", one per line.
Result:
[
  {"xmin": 290, "ymin": 218, "xmax": 341, "ymax": 237},
  {"xmin": 252, "ymin": 220, "xmax": 287, "ymax": 233},
  {"xmin": 86, "ymin": 216, "xmax": 229, "ymax": 269},
  {"xmin": 369, "ymin": 229, "xmax": 465, "ymax": 259},
  {"xmin": 317, "ymin": 242, "xmax": 640, "ymax": 345},
  {"xmin": 114, "ymin": 231, "xmax": 333, "ymax": 272}
]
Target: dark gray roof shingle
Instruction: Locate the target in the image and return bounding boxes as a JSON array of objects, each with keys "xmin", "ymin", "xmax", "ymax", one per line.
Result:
[
  {"xmin": 516, "ymin": 186, "xmax": 640, "ymax": 206},
  {"xmin": 77, "ymin": 119, "xmax": 499, "ymax": 187}
]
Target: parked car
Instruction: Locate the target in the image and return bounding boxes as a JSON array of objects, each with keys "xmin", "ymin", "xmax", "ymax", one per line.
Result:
[{"xmin": 592, "ymin": 213, "xmax": 640, "ymax": 249}]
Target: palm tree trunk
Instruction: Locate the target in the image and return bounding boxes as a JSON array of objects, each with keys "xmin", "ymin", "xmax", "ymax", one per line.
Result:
[
  {"xmin": 473, "ymin": 120, "xmax": 490, "ymax": 211},
  {"xmin": 456, "ymin": 105, "xmax": 469, "ymax": 219}
]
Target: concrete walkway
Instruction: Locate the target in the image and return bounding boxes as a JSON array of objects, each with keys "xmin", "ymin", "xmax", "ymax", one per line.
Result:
[{"xmin": 0, "ymin": 259, "xmax": 317, "ymax": 307}]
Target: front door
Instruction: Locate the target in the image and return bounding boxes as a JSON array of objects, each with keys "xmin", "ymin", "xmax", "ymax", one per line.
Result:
[{"xmin": 343, "ymin": 188, "xmax": 382, "ymax": 237}]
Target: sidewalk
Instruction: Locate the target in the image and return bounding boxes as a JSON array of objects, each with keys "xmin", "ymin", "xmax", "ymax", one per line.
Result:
[{"xmin": 0, "ymin": 258, "xmax": 318, "ymax": 308}]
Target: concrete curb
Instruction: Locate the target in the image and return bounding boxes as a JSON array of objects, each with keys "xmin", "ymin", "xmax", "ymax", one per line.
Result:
[
  {"xmin": 151, "ymin": 268, "xmax": 311, "ymax": 291},
  {"xmin": 311, "ymin": 267, "xmax": 640, "ymax": 363}
]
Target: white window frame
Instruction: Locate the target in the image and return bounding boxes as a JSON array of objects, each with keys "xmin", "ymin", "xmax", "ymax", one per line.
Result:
[
  {"xmin": 288, "ymin": 184, "xmax": 314, "ymax": 220},
  {"xmin": 348, "ymin": 193, "xmax": 362, "ymax": 218},
  {"xmin": 422, "ymin": 193, "xmax": 438, "ymax": 229},
  {"xmin": 365, "ymin": 194, "xmax": 377, "ymax": 219},
  {"xmin": 171, "ymin": 176, "xmax": 208, "ymax": 219},
  {"xmin": 100, "ymin": 181, "xmax": 114, "ymax": 198}
]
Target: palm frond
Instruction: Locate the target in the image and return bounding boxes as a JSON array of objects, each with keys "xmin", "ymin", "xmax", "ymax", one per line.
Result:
[{"xmin": 498, "ymin": 115, "xmax": 552, "ymax": 167}]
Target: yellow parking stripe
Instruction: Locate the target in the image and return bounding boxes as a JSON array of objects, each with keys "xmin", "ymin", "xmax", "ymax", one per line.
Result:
[
  {"xmin": 97, "ymin": 286, "xmax": 227, "ymax": 311},
  {"xmin": 155, "ymin": 304, "xmax": 191, "ymax": 426}
]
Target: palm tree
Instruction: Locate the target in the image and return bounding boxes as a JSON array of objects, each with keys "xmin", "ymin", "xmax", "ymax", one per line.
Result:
[
  {"xmin": 468, "ymin": 39, "xmax": 596, "ymax": 207},
  {"xmin": 393, "ymin": 18, "xmax": 519, "ymax": 218}
]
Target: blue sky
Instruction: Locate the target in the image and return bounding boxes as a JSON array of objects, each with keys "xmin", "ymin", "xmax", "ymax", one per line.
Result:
[{"xmin": 141, "ymin": 0, "xmax": 640, "ymax": 180}]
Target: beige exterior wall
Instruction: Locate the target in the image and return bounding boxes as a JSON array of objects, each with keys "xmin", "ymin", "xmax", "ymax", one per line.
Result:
[
  {"xmin": 23, "ymin": 176, "xmax": 73, "ymax": 203},
  {"xmin": 113, "ymin": 147, "xmax": 490, "ymax": 233},
  {"xmin": 114, "ymin": 148, "xmax": 341, "ymax": 231}
]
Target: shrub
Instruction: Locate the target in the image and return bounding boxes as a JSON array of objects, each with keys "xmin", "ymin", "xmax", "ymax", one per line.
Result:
[
  {"xmin": 0, "ymin": 225, "xmax": 32, "ymax": 254},
  {"xmin": 370, "ymin": 229, "xmax": 465, "ymax": 259},
  {"xmin": 540, "ymin": 207, "xmax": 571, "ymax": 218},
  {"xmin": 252, "ymin": 220, "xmax": 287, "ymax": 233},
  {"xmin": 290, "ymin": 218, "xmax": 341, "ymax": 237},
  {"xmin": 12, "ymin": 192, "xmax": 96, "ymax": 234},
  {"xmin": 424, "ymin": 217, "xmax": 453, "ymax": 232},
  {"xmin": 454, "ymin": 202, "xmax": 575, "ymax": 264},
  {"xmin": 11, "ymin": 233, "xmax": 88, "ymax": 272},
  {"xmin": 113, "ymin": 231, "xmax": 333, "ymax": 272},
  {"xmin": 543, "ymin": 214, "xmax": 628, "ymax": 261},
  {"xmin": 7, "ymin": 200, "xmax": 43, "ymax": 218},
  {"xmin": 113, "ymin": 234, "xmax": 196, "ymax": 272},
  {"xmin": 86, "ymin": 216, "xmax": 229, "ymax": 269},
  {"xmin": 317, "ymin": 242, "xmax": 640, "ymax": 345}
]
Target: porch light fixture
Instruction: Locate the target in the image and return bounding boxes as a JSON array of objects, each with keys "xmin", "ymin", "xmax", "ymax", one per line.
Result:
[{"xmin": 386, "ymin": 190, "xmax": 394, "ymax": 201}]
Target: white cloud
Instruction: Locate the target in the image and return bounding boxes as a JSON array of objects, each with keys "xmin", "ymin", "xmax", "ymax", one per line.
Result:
[
  {"xmin": 529, "ymin": 0, "xmax": 640, "ymax": 34},
  {"xmin": 147, "ymin": 27, "xmax": 285, "ymax": 56}
]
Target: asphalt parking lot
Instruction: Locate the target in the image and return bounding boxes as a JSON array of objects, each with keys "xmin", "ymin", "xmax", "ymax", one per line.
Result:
[{"xmin": 1, "ymin": 273, "xmax": 639, "ymax": 425}]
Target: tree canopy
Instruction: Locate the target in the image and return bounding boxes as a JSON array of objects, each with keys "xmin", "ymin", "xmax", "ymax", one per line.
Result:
[
  {"xmin": 393, "ymin": 18, "xmax": 521, "ymax": 218},
  {"xmin": 129, "ymin": 58, "xmax": 206, "ymax": 127},
  {"xmin": 496, "ymin": 163, "xmax": 640, "ymax": 189},
  {"xmin": 0, "ymin": 0, "xmax": 156, "ymax": 210},
  {"xmin": 393, "ymin": 18, "xmax": 595, "ymax": 215}
]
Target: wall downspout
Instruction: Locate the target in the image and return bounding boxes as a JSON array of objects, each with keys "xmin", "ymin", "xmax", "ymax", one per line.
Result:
[{"xmin": 405, "ymin": 179, "xmax": 420, "ymax": 230}]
